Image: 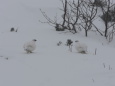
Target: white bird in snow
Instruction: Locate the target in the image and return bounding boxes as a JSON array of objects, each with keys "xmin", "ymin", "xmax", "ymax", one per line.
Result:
[
  {"xmin": 23, "ymin": 39, "xmax": 37, "ymax": 53},
  {"xmin": 75, "ymin": 40, "xmax": 87, "ymax": 54}
]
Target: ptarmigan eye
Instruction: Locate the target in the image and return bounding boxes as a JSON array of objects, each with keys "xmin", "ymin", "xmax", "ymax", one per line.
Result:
[{"xmin": 33, "ymin": 39, "xmax": 37, "ymax": 41}]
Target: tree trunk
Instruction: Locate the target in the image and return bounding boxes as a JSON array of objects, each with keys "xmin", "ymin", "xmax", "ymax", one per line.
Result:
[
  {"xmin": 104, "ymin": 21, "xmax": 108, "ymax": 38},
  {"xmin": 62, "ymin": 0, "xmax": 67, "ymax": 29},
  {"xmin": 85, "ymin": 29, "xmax": 88, "ymax": 37},
  {"xmin": 72, "ymin": 24, "xmax": 77, "ymax": 33},
  {"xmin": 105, "ymin": 26, "xmax": 108, "ymax": 38}
]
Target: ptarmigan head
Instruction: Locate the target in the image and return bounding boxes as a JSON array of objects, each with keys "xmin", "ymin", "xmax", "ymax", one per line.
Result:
[
  {"xmin": 32, "ymin": 39, "xmax": 37, "ymax": 42},
  {"xmin": 75, "ymin": 40, "xmax": 79, "ymax": 42},
  {"xmin": 24, "ymin": 39, "xmax": 37, "ymax": 53}
]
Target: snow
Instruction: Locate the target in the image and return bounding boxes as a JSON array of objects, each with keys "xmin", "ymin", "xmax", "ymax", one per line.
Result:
[{"xmin": 0, "ymin": 0, "xmax": 115, "ymax": 86}]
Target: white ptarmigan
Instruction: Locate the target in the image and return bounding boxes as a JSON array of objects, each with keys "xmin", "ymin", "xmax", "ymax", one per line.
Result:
[
  {"xmin": 75, "ymin": 40, "xmax": 87, "ymax": 54},
  {"xmin": 23, "ymin": 39, "xmax": 37, "ymax": 53}
]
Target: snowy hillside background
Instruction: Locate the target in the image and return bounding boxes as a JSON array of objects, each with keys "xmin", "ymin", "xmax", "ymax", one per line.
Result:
[{"xmin": 0, "ymin": 0, "xmax": 115, "ymax": 86}]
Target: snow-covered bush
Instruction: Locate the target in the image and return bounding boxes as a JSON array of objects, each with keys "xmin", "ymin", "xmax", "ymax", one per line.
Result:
[
  {"xmin": 57, "ymin": 41, "xmax": 62, "ymax": 46},
  {"xmin": 92, "ymin": 0, "xmax": 107, "ymax": 7},
  {"xmin": 66, "ymin": 39, "xmax": 73, "ymax": 52},
  {"xmin": 66, "ymin": 39, "xmax": 73, "ymax": 46},
  {"xmin": 10, "ymin": 27, "xmax": 18, "ymax": 32},
  {"xmin": 10, "ymin": 27, "xmax": 15, "ymax": 32}
]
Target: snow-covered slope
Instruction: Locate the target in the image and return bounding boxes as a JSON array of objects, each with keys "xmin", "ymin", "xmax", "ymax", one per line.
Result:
[{"xmin": 0, "ymin": 0, "xmax": 115, "ymax": 86}]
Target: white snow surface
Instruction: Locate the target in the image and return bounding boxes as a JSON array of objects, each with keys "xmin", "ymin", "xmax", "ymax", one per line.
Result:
[{"xmin": 0, "ymin": 0, "xmax": 115, "ymax": 86}]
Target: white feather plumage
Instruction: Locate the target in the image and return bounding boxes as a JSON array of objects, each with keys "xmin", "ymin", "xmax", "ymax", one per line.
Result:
[
  {"xmin": 23, "ymin": 39, "xmax": 37, "ymax": 53},
  {"xmin": 75, "ymin": 41, "xmax": 87, "ymax": 53}
]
